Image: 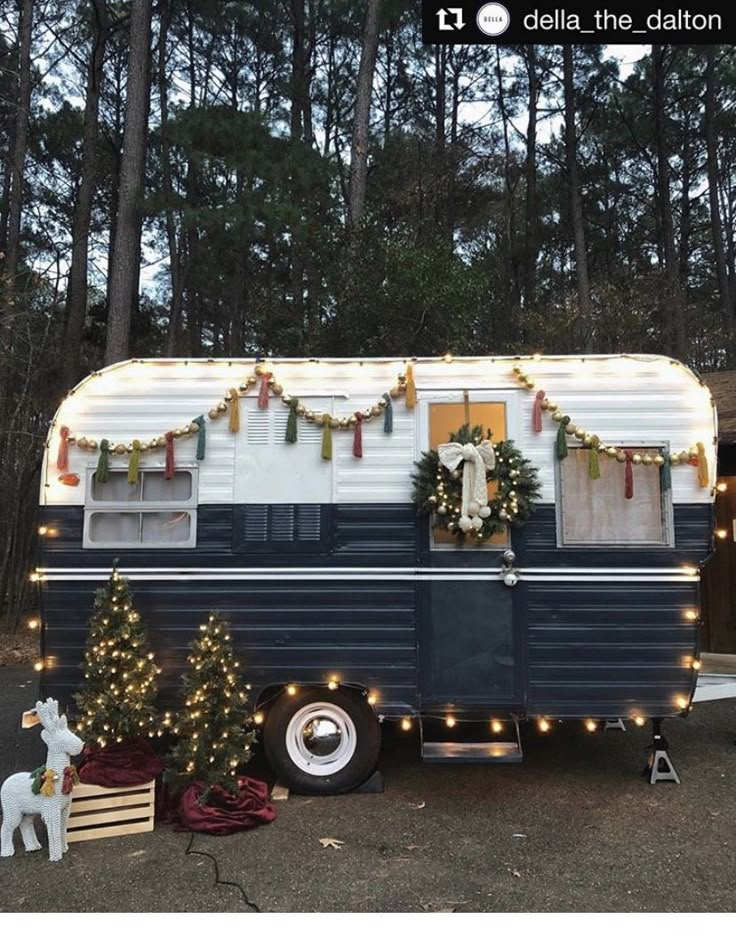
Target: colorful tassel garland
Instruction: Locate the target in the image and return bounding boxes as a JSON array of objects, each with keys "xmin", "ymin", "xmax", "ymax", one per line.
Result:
[
  {"xmin": 353, "ymin": 411, "xmax": 364, "ymax": 458},
  {"xmin": 193, "ymin": 415, "xmax": 206, "ymax": 459},
  {"xmin": 285, "ymin": 398, "xmax": 299, "ymax": 443},
  {"xmin": 228, "ymin": 387, "xmax": 240, "ymax": 432},
  {"xmin": 96, "ymin": 439, "xmax": 110, "ymax": 483},
  {"xmin": 660, "ymin": 455, "xmax": 672, "ymax": 492},
  {"xmin": 128, "ymin": 439, "xmax": 141, "ymax": 485},
  {"xmin": 258, "ymin": 372, "xmax": 272, "ymax": 409},
  {"xmin": 555, "ymin": 417, "xmax": 570, "ymax": 460},
  {"xmin": 588, "ymin": 435, "xmax": 601, "ymax": 480},
  {"xmin": 164, "ymin": 431, "xmax": 175, "ymax": 480},
  {"xmin": 321, "ymin": 414, "xmax": 333, "ymax": 461},
  {"xmin": 624, "ymin": 449, "xmax": 634, "ymax": 500},
  {"xmin": 532, "ymin": 391, "xmax": 545, "ymax": 433},
  {"xmin": 405, "ymin": 363, "xmax": 416, "ymax": 409},
  {"xmin": 382, "ymin": 393, "xmax": 393, "ymax": 434},
  {"xmin": 697, "ymin": 442, "xmax": 709, "ymax": 488},
  {"xmin": 57, "ymin": 426, "xmax": 70, "ymax": 472}
]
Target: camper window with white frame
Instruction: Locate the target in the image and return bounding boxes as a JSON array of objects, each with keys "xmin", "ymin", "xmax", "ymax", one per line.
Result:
[
  {"xmin": 557, "ymin": 446, "xmax": 673, "ymax": 547},
  {"xmin": 83, "ymin": 468, "xmax": 198, "ymax": 548}
]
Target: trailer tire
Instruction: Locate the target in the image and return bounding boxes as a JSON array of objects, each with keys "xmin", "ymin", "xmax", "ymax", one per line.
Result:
[{"xmin": 263, "ymin": 688, "xmax": 381, "ymax": 795}]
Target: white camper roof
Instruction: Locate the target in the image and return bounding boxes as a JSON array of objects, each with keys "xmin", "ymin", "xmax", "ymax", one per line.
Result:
[{"xmin": 42, "ymin": 355, "xmax": 716, "ymax": 507}]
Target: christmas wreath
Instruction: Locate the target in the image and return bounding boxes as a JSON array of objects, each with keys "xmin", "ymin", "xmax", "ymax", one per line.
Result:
[{"xmin": 412, "ymin": 423, "xmax": 541, "ymax": 541}]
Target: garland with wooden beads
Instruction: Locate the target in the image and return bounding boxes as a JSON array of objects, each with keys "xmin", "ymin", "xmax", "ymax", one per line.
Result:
[
  {"xmin": 513, "ymin": 364, "xmax": 710, "ymax": 496},
  {"xmin": 57, "ymin": 361, "xmax": 416, "ymax": 480}
]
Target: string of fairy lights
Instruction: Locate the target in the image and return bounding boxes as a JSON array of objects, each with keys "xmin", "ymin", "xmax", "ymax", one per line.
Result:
[{"xmin": 29, "ymin": 354, "xmax": 713, "ymax": 744}]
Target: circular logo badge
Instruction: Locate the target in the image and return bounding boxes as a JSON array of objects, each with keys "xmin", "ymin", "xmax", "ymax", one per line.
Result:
[{"xmin": 476, "ymin": 2, "xmax": 511, "ymax": 36}]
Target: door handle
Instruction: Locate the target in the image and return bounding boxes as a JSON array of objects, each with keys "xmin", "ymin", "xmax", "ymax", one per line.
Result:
[{"xmin": 501, "ymin": 549, "xmax": 519, "ymax": 587}]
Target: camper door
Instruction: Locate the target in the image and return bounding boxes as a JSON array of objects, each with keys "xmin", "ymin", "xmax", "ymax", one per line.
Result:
[{"xmin": 416, "ymin": 391, "xmax": 524, "ymax": 707}]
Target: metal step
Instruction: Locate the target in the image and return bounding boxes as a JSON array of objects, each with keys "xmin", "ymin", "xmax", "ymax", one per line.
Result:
[{"xmin": 422, "ymin": 740, "xmax": 523, "ymax": 764}]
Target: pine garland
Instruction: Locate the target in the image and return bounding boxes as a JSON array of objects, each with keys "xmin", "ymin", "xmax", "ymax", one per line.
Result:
[{"xmin": 411, "ymin": 423, "xmax": 541, "ymax": 541}]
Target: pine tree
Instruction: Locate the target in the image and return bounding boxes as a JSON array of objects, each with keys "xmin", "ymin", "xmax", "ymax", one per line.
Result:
[
  {"xmin": 74, "ymin": 566, "xmax": 160, "ymax": 746},
  {"xmin": 168, "ymin": 612, "xmax": 255, "ymax": 795}
]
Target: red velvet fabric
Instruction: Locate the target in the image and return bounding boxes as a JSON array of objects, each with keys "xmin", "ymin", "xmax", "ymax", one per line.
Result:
[
  {"xmin": 353, "ymin": 411, "xmax": 363, "ymax": 458},
  {"xmin": 174, "ymin": 777, "xmax": 276, "ymax": 835},
  {"xmin": 532, "ymin": 391, "xmax": 545, "ymax": 433},
  {"xmin": 624, "ymin": 449, "xmax": 634, "ymax": 500},
  {"xmin": 164, "ymin": 431, "xmax": 175, "ymax": 480},
  {"xmin": 78, "ymin": 737, "xmax": 165, "ymax": 787}
]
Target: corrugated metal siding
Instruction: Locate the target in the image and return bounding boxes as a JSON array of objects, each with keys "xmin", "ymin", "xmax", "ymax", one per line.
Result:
[
  {"xmin": 524, "ymin": 581, "xmax": 698, "ymax": 717},
  {"xmin": 43, "ymin": 356, "xmax": 717, "ymax": 508},
  {"xmin": 41, "ymin": 578, "xmax": 418, "ymax": 713}
]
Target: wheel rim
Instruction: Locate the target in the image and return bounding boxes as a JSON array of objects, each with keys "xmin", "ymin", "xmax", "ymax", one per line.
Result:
[{"xmin": 285, "ymin": 702, "xmax": 358, "ymax": 776}]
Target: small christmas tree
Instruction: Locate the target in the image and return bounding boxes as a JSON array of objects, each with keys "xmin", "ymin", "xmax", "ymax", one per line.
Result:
[
  {"xmin": 74, "ymin": 565, "xmax": 160, "ymax": 746},
  {"xmin": 168, "ymin": 611, "xmax": 254, "ymax": 795}
]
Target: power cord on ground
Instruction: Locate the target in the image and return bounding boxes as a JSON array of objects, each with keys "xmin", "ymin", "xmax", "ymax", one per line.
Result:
[{"xmin": 184, "ymin": 830, "xmax": 262, "ymax": 912}]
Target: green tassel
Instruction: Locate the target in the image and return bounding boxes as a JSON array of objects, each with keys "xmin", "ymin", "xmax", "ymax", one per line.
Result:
[
  {"xmin": 193, "ymin": 415, "xmax": 206, "ymax": 460},
  {"xmin": 555, "ymin": 417, "xmax": 570, "ymax": 460},
  {"xmin": 661, "ymin": 456, "xmax": 672, "ymax": 492},
  {"xmin": 285, "ymin": 398, "xmax": 299, "ymax": 443},
  {"xmin": 588, "ymin": 435, "xmax": 601, "ymax": 480},
  {"xmin": 321, "ymin": 414, "xmax": 332, "ymax": 461},
  {"xmin": 128, "ymin": 439, "xmax": 141, "ymax": 485},
  {"xmin": 30, "ymin": 765, "xmax": 45, "ymax": 795},
  {"xmin": 382, "ymin": 393, "xmax": 393, "ymax": 434},
  {"xmin": 97, "ymin": 439, "xmax": 110, "ymax": 482}
]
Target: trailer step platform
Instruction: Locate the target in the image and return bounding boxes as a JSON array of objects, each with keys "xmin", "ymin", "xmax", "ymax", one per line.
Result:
[{"xmin": 421, "ymin": 740, "xmax": 523, "ymax": 763}]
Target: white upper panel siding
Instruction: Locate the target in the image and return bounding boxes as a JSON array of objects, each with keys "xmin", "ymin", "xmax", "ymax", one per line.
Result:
[{"xmin": 41, "ymin": 356, "xmax": 717, "ymax": 506}]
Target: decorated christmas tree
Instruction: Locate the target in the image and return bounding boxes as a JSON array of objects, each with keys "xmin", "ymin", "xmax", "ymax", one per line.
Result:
[
  {"xmin": 168, "ymin": 612, "xmax": 255, "ymax": 795},
  {"xmin": 74, "ymin": 565, "xmax": 160, "ymax": 746}
]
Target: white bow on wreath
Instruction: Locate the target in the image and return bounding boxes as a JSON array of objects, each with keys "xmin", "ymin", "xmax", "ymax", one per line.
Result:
[{"xmin": 437, "ymin": 440, "xmax": 496, "ymax": 531}]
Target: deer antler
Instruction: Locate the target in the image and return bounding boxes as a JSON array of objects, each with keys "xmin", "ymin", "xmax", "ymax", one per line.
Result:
[{"xmin": 35, "ymin": 698, "xmax": 60, "ymax": 730}]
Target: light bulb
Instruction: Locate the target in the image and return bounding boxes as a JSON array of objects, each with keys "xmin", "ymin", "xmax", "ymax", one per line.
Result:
[
  {"xmin": 584, "ymin": 719, "xmax": 597, "ymax": 733},
  {"xmin": 445, "ymin": 715, "xmax": 457, "ymax": 728},
  {"xmin": 253, "ymin": 712, "xmax": 264, "ymax": 725},
  {"xmin": 327, "ymin": 678, "xmax": 338, "ymax": 691},
  {"xmin": 675, "ymin": 696, "xmax": 688, "ymax": 710},
  {"xmin": 692, "ymin": 659, "xmax": 702, "ymax": 671},
  {"xmin": 491, "ymin": 719, "xmax": 503, "ymax": 734},
  {"xmin": 27, "ymin": 618, "xmax": 39, "ymax": 630},
  {"xmin": 538, "ymin": 718, "xmax": 551, "ymax": 733},
  {"xmin": 367, "ymin": 692, "xmax": 377, "ymax": 705},
  {"xmin": 633, "ymin": 716, "xmax": 646, "ymax": 727},
  {"xmin": 401, "ymin": 717, "xmax": 412, "ymax": 731}
]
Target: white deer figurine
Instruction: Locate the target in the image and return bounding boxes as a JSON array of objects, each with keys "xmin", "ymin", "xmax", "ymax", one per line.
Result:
[{"xmin": 1, "ymin": 698, "xmax": 84, "ymax": 862}]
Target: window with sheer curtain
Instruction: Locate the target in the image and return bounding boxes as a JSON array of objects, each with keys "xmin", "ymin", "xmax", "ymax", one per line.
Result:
[
  {"xmin": 558, "ymin": 447, "xmax": 672, "ymax": 546},
  {"xmin": 84, "ymin": 469, "xmax": 197, "ymax": 548}
]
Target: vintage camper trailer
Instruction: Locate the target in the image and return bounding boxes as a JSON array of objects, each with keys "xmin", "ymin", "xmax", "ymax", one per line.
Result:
[{"xmin": 36, "ymin": 355, "xmax": 716, "ymax": 793}]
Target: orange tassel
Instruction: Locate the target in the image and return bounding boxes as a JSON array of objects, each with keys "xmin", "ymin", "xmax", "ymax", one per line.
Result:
[
  {"xmin": 228, "ymin": 387, "xmax": 240, "ymax": 433},
  {"xmin": 697, "ymin": 442, "xmax": 709, "ymax": 488},
  {"xmin": 405, "ymin": 363, "xmax": 417, "ymax": 409}
]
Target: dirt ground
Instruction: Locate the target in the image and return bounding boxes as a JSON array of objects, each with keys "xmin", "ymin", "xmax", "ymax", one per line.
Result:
[{"xmin": 1, "ymin": 663, "xmax": 735, "ymax": 913}]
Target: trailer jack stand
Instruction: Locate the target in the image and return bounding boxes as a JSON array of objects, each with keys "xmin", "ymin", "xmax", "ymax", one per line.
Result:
[
  {"xmin": 604, "ymin": 718, "xmax": 626, "ymax": 732},
  {"xmin": 643, "ymin": 718, "xmax": 681, "ymax": 784}
]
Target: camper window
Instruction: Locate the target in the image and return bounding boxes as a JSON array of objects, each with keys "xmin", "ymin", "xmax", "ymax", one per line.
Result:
[
  {"xmin": 558, "ymin": 447, "xmax": 672, "ymax": 547},
  {"xmin": 84, "ymin": 468, "xmax": 197, "ymax": 548}
]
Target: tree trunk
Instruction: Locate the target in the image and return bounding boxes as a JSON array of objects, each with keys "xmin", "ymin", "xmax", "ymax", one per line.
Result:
[
  {"xmin": 2, "ymin": 0, "xmax": 33, "ymax": 301},
  {"xmin": 104, "ymin": 0, "xmax": 153, "ymax": 365},
  {"xmin": 61, "ymin": 0, "xmax": 108, "ymax": 387},
  {"xmin": 562, "ymin": 46, "xmax": 593, "ymax": 351},
  {"xmin": 160, "ymin": 0, "xmax": 186, "ymax": 356},
  {"xmin": 705, "ymin": 47, "xmax": 735, "ymax": 362},
  {"xmin": 347, "ymin": 0, "xmax": 382, "ymax": 228},
  {"xmin": 524, "ymin": 44, "xmax": 538, "ymax": 311},
  {"xmin": 652, "ymin": 45, "xmax": 687, "ymax": 361}
]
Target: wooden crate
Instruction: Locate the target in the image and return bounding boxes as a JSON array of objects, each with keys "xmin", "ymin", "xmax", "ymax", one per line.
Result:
[{"xmin": 67, "ymin": 780, "xmax": 155, "ymax": 843}]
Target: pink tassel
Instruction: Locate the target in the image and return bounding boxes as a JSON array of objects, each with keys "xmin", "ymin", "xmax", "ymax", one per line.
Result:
[
  {"xmin": 352, "ymin": 412, "xmax": 363, "ymax": 458},
  {"xmin": 532, "ymin": 391, "xmax": 545, "ymax": 433},
  {"xmin": 258, "ymin": 373, "xmax": 272, "ymax": 409},
  {"xmin": 57, "ymin": 426, "xmax": 70, "ymax": 472},
  {"xmin": 165, "ymin": 431, "xmax": 175, "ymax": 480},
  {"xmin": 624, "ymin": 449, "xmax": 634, "ymax": 500}
]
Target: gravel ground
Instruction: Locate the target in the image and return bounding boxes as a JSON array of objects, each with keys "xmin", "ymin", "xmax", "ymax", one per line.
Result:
[{"xmin": 1, "ymin": 664, "xmax": 735, "ymax": 913}]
